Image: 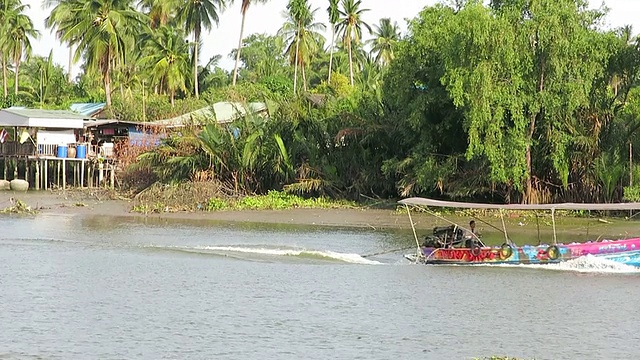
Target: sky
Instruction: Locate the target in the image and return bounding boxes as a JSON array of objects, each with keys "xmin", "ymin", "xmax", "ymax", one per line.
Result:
[{"xmin": 24, "ymin": 0, "xmax": 640, "ymax": 77}]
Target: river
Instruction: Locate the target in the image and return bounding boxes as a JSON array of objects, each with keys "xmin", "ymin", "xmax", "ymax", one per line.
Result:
[{"xmin": 1, "ymin": 213, "xmax": 639, "ymax": 359}]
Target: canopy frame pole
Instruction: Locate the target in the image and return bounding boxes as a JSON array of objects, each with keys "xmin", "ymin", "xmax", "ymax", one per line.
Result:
[
  {"xmin": 536, "ymin": 212, "xmax": 541, "ymax": 245},
  {"xmin": 500, "ymin": 209, "xmax": 511, "ymax": 246},
  {"xmin": 551, "ymin": 208, "xmax": 558, "ymax": 245},
  {"xmin": 405, "ymin": 204, "xmax": 422, "ymax": 258}
]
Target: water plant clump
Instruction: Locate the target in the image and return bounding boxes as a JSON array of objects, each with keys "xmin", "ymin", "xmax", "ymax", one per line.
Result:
[
  {"xmin": 205, "ymin": 190, "xmax": 356, "ymax": 211},
  {"xmin": 0, "ymin": 199, "xmax": 37, "ymax": 215}
]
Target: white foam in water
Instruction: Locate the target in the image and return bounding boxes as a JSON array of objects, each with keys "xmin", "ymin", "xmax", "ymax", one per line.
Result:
[
  {"xmin": 490, "ymin": 255, "xmax": 640, "ymax": 274},
  {"xmin": 158, "ymin": 245, "xmax": 382, "ymax": 265}
]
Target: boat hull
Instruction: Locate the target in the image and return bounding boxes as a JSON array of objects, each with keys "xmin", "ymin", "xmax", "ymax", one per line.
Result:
[{"xmin": 409, "ymin": 237, "xmax": 640, "ymax": 266}]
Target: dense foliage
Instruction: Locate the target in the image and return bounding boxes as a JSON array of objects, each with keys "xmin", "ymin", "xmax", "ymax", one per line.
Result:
[{"xmin": 1, "ymin": 0, "xmax": 640, "ymax": 203}]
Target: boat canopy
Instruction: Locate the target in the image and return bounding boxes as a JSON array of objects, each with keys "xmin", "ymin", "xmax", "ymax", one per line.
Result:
[{"xmin": 398, "ymin": 197, "xmax": 640, "ymax": 211}]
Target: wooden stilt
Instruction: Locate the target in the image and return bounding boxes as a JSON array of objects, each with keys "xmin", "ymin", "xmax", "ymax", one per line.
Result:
[
  {"xmin": 110, "ymin": 163, "xmax": 115, "ymax": 189},
  {"xmin": 57, "ymin": 160, "xmax": 61, "ymax": 187},
  {"xmin": 44, "ymin": 159, "xmax": 48, "ymax": 190},
  {"xmin": 99, "ymin": 162, "xmax": 104, "ymax": 187},
  {"xmin": 25, "ymin": 159, "xmax": 29, "ymax": 183},
  {"xmin": 14, "ymin": 158, "xmax": 18, "ymax": 179},
  {"xmin": 81, "ymin": 160, "xmax": 85, "ymax": 188},
  {"xmin": 35, "ymin": 159, "xmax": 40, "ymax": 190},
  {"xmin": 62, "ymin": 158, "xmax": 66, "ymax": 189},
  {"xmin": 3, "ymin": 157, "xmax": 6, "ymax": 179}
]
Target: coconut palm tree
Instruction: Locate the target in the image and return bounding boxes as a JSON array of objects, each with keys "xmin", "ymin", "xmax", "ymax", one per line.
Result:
[
  {"xmin": 139, "ymin": 0, "xmax": 179, "ymax": 29},
  {"xmin": 4, "ymin": 1, "xmax": 39, "ymax": 95},
  {"xmin": 232, "ymin": 0, "xmax": 268, "ymax": 86},
  {"xmin": 44, "ymin": 0, "xmax": 82, "ymax": 83},
  {"xmin": 368, "ymin": 18, "xmax": 399, "ymax": 66},
  {"xmin": 335, "ymin": 0, "xmax": 371, "ymax": 86},
  {"xmin": 141, "ymin": 26, "xmax": 190, "ymax": 106},
  {"xmin": 177, "ymin": 0, "xmax": 226, "ymax": 99},
  {"xmin": 326, "ymin": 0, "xmax": 339, "ymax": 84},
  {"xmin": 45, "ymin": 0, "xmax": 148, "ymax": 107},
  {"xmin": 280, "ymin": 0, "xmax": 325, "ymax": 93}
]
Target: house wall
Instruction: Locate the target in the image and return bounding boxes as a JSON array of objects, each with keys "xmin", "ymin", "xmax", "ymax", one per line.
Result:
[{"xmin": 37, "ymin": 129, "xmax": 76, "ymax": 145}]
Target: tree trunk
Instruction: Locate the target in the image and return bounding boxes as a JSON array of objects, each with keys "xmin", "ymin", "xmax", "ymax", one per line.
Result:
[
  {"xmin": 68, "ymin": 45, "xmax": 73, "ymax": 83},
  {"xmin": 1, "ymin": 56, "xmax": 6, "ymax": 97},
  {"xmin": 293, "ymin": 22, "xmax": 300, "ymax": 95},
  {"xmin": 194, "ymin": 31, "xmax": 200, "ymax": 99},
  {"xmin": 170, "ymin": 89, "xmax": 175, "ymax": 107},
  {"xmin": 328, "ymin": 25, "xmax": 335, "ymax": 85},
  {"xmin": 232, "ymin": 10, "xmax": 248, "ymax": 86},
  {"xmin": 103, "ymin": 52, "xmax": 112, "ymax": 107},
  {"xmin": 302, "ymin": 62, "xmax": 307, "ymax": 92},
  {"xmin": 14, "ymin": 57, "xmax": 20, "ymax": 95},
  {"xmin": 348, "ymin": 38, "xmax": 354, "ymax": 86}
]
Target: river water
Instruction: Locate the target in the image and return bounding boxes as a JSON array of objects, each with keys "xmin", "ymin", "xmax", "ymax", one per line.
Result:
[{"xmin": 1, "ymin": 213, "xmax": 639, "ymax": 360}]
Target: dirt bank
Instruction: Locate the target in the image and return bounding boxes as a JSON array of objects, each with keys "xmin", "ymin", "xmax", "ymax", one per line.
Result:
[{"xmin": 0, "ymin": 189, "xmax": 421, "ymax": 231}]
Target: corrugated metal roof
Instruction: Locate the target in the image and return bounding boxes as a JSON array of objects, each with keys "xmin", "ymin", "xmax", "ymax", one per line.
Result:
[
  {"xmin": 3, "ymin": 108, "xmax": 89, "ymax": 119},
  {"xmin": 153, "ymin": 102, "xmax": 269, "ymax": 127},
  {"xmin": 70, "ymin": 103, "xmax": 107, "ymax": 117}
]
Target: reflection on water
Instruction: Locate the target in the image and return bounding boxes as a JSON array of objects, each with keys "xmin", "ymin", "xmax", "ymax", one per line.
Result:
[{"xmin": 0, "ymin": 213, "xmax": 639, "ymax": 360}]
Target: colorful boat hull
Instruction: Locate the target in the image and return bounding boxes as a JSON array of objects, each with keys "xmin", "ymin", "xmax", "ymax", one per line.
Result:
[{"xmin": 410, "ymin": 237, "xmax": 640, "ymax": 266}]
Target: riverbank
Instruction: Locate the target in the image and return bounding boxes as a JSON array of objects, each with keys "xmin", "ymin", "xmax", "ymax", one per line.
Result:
[
  {"xmin": 2, "ymin": 189, "xmax": 640, "ymax": 241},
  {"xmin": 0, "ymin": 189, "xmax": 417, "ymax": 231}
]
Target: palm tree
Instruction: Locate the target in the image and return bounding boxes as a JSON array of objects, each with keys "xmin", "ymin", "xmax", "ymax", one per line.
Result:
[
  {"xmin": 44, "ymin": 0, "xmax": 83, "ymax": 83},
  {"xmin": 4, "ymin": 1, "xmax": 39, "ymax": 95},
  {"xmin": 368, "ymin": 18, "xmax": 399, "ymax": 66},
  {"xmin": 232, "ymin": 0, "xmax": 268, "ymax": 86},
  {"xmin": 177, "ymin": 0, "xmax": 226, "ymax": 99},
  {"xmin": 336, "ymin": 0, "xmax": 371, "ymax": 86},
  {"xmin": 141, "ymin": 26, "xmax": 189, "ymax": 106},
  {"xmin": 45, "ymin": 0, "xmax": 148, "ymax": 107},
  {"xmin": 280, "ymin": 0, "xmax": 325, "ymax": 93},
  {"xmin": 282, "ymin": 0, "xmax": 307, "ymax": 95},
  {"xmin": 139, "ymin": 0, "xmax": 178, "ymax": 29},
  {"xmin": 326, "ymin": 0, "xmax": 339, "ymax": 84}
]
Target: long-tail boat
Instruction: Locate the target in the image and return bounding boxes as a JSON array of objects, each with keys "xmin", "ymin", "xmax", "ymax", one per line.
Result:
[{"xmin": 399, "ymin": 197, "xmax": 640, "ymax": 266}]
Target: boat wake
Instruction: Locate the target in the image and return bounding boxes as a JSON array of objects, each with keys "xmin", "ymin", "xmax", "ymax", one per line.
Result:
[
  {"xmin": 143, "ymin": 244, "xmax": 382, "ymax": 265},
  {"xmin": 478, "ymin": 254, "xmax": 640, "ymax": 274}
]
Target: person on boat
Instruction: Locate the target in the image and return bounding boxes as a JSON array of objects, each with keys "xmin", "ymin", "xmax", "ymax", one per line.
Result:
[{"xmin": 464, "ymin": 220, "xmax": 479, "ymax": 248}]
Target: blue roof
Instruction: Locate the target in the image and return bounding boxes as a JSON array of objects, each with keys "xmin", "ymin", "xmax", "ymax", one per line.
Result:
[{"xmin": 70, "ymin": 103, "xmax": 106, "ymax": 117}]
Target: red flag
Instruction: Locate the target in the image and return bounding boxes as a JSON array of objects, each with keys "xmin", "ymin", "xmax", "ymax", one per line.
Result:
[{"xmin": 0, "ymin": 129, "xmax": 7, "ymax": 143}]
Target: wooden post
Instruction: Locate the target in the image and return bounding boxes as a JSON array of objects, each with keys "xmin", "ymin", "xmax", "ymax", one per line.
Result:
[
  {"xmin": 99, "ymin": 162, "xmax": 104, "ymax": 186},
  {"xmin": 25, "ymin": 159, "xmax": 29, "ymax": 183},
  {"xmin": 45, "ymin": 159, "xmax": 48, "ymax": 190},
  {"xmin": 62, "ymin": 158, "xmax": 66, "ymax": 189},
  {"xmin": 81, "ymin": 160, "xmax": 85, "ymax": 188},
  {"xmin": 14, "ymin": 158, "xmax": 17, "ymax": 179},
  {"xmin": 3, "ymin": 157, "xmax": 6, "ymax": 179},
  {"xmin": 110, "ymin": 163, "xmax": 115, "ymax": 189},
  {"xmin": 57, "ymin": 160, "xmax": 61, "ymax": 187},
  {"xmin": 35, "ymin": 159, "xmax": 40, "ymax": 190}
]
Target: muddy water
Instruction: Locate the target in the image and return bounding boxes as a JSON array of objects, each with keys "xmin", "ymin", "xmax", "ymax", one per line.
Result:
[{"xmin": 1, "ymin": 213, "xmax": 639, "ymax": 360}]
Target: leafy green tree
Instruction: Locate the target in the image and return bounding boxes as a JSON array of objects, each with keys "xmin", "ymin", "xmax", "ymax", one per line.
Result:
[
  {"xmin": 228, "ymin": 34, "xmax": 288, "ymax": 82},
  {"xmin": 431, "ymin": 0, "xmax": 615, "ymax": 202}
]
